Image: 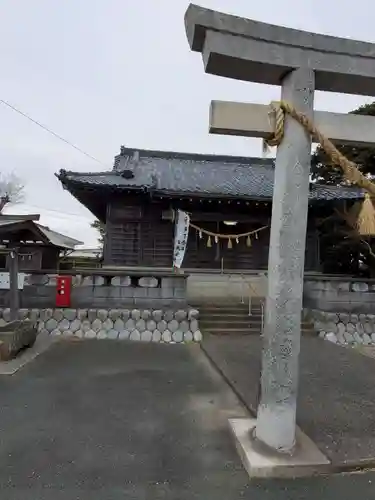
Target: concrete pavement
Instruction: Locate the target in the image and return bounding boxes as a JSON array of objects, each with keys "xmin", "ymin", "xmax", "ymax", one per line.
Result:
[
  {"xmin": 0, "ymin": 339, "xmax": 375, "ymax": 498},
  {"xmin": 202, "ymin": 334, "xmax": 375, "ymax": 466}
]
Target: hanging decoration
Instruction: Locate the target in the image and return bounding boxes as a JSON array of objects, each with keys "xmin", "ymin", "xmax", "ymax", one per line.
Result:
[
  {"xmin": 347, "ymin": 193, "xmax": 375, "ymax": 236},
  {"xmin": 188, "ymin": 222, "xmax": 268, "ymax": 249}
]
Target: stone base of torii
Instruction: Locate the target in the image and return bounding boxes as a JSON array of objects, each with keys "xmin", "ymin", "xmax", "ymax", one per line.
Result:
[{"xmin": 184, "ymin": 4, "xmax": 375, "ymax": 477}]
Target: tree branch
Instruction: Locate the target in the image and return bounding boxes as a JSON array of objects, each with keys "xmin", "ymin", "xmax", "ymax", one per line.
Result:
[{"xmin": 360, "ymin": 238, "xmax": 375, "ymax": 261}]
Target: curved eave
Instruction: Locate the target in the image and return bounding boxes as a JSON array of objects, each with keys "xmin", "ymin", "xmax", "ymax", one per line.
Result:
[
  {"xmin": 56, "ymin": 169, "xmax": 364, "ymax": 219},
  {"xmin": 56, "ymin": 172, "xmax": 149, "ymax": 221}
]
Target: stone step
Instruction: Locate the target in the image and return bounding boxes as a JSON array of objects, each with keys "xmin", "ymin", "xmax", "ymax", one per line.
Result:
[
  {"xmin": 199, "ymin": 312, "xmax": 312, "ymax": 322},
  {"xmin": 198, "ymin": 309, "xmax": 253, "ymax": 316},
  {"xmin": 196, "ymin": 304, "xmax": 252, "ymax": 309},
  {"xmin": 191, "ymin": 298, "xmax": 265, "ymax": 304},
  {"xmin": 199, "ymin": 312, "xmax": 253, "ymax": 318},
  {"xmin": 199, "ymin": 318, "xmax": 313, "ymax": 330},
  {"xmin": 192, "ymin": 301, "xmax": 260, "ymax": 306},
  {"xmin": 200, "ymin": 321, "xmax": 256, "ymax": 330},
  {"xmin": 197, "ymin": 303, "xmax": 263, "ymax": 309},
  {"xmin": 199, "ymin": 312, "xmax": 312, "ymax": 320},
  {"xmin": 202, "ymin": 326, "xmax": 316, "ymax": 335},
  {"xmin": 202, "ymin": 327, "xmax": 261, "ymax": 335}
]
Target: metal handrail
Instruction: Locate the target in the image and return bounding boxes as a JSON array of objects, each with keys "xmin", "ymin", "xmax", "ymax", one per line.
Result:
[
  {"xmin": 243, "ymin": 277, "xmax": 265, "ymax": 336},
  {"xmin": 260, "ymin": 300, "xmax": 264, "ymax": 336}
]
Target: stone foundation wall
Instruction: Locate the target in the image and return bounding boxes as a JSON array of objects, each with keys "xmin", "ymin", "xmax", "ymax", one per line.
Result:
[
  {"xmin": 0, "ymin": 272, "xmax": 188, "ymax": 310},
  {"xmin": 0, "ymin": 308, "xmax": 202, "ymax": 344},
  {"xmin": 304, "ymin": 277, "xmax": 375, "ymax": 313},
  {"xmin": 306, "ymin": 309, "xmax": 375, "ymax": 346}
]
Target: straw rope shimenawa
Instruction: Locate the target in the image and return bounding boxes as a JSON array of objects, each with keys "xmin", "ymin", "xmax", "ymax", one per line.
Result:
[
  {"xmin": 264, "ymin": 100, "xmax": 375, "ymax": 236},
  {"xmin": 189, "ymin": 222, "xmax": 268, "ymax": 248}
]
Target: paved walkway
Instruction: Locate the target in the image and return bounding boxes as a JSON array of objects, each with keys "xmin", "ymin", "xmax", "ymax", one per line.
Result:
[
  {"xmin": 202, "ymin": 335, "xmax": 375, "ymax": 466},
  {"xmin": 1, "ymin": 339, "xmax": 375, "ymax": 499}
]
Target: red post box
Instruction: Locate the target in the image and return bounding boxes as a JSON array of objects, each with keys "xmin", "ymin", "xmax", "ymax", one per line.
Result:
[{"xmin": 56, "ymin": 276, "xmax": 72, "ymax": 307}]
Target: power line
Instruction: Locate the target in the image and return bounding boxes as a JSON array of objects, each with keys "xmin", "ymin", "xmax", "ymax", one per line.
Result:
[
  {"xmin": 0, "ymin": 98, "xmax": 108, "ymax": 168},
  {"xmin": 19, "ymin": 204, "xmax": 94, "ymax": 220}
]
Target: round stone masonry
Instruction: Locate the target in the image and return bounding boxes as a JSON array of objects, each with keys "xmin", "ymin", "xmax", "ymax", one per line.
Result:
[
  {"xmin": 0, "ymin": 307, "xmax": 202, "ymax": 345},
  {"xmin": 102, "ymin": 318, "xmax": 114, "ymax": 331},
  {"xmin": 139, "ymin": 277, "xmax": 158, "ymax": 288},
  {"xmin": 141, "ymin": 310, "xmax": 152, "ymax": 320},
  {"xmin": 91, "ymin": 318, "xmax": 103, "ymax": 332},
  {"xmin": 146, "ymin": 320, "xmax": 156, "ymax": 331},
  {"xmin": 63, "ymin": 309, "xmax": 77, "ymax": 321},
  {"xmin": 88, "ymin": 309, "xmax": 98, "ymax": 322},
  {"xmin": 307, "ymin": 308, "xmax": 375, "ymax": 347},
  {"xmin": 152, "ymin": 330, "xmax": 162, "ymax": 342},
  {"xmin": 152, "ymin": 310, "xmax": 163, "ymax": 322},
  {"xmin": 59, "ymin": 319, "xmax": 70, "ymax": 332},
  {"xmin": 164, "ymin": 310, "xmax": 174, "ymax": 322},
  {"xmin": 109, "ymin": 309, "xmax": 121, "ymax": 321},
  {"xmin": 188, "ymin": 309, "xmax": 199, "ymax": 320},
  {"xmin": 131, "ymin": 309, "xmax": 141, "ymax": 321},
  {"xmin": 175, "ymin": 310, "xmax": 187, "ymax": 321},
  {"xmin": 114, "ymin": 318, "xmax": 124, "ymax": 331},
  {"xmin": 111, "ymin": 276, "xmax": 131, "ymax": 287},
  {"xmin": 141, "ymin": 330, "xmax": 153, "ymax": 342},
  {"xmin": 97, "ymin": 309, "xmax": 109, "ymax": 321}
]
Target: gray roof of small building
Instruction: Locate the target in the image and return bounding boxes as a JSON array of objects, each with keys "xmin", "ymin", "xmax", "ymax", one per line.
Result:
[
  {"xmin": 37, "ymin": 224, "xmax": 83, "ymax": 249},
  {"xmin": 57, "ymin": 148, "xmax": 365, "ymax": 202},
  {"xmin": 0, "ymin": 218, "xmax": 82, "ymax": 249}
]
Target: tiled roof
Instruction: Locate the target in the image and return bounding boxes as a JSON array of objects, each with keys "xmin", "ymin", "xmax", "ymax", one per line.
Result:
[
  {"xmin": 36, "ymin": 224, "xmax": 83, "ymax": 249},
  {"xmin": 57, "ymin": 148, "xmax": 365, "ymax": 202},
  {"xmin": 0, "ymin": 218, "xmax": 82, "ymax": 249}
]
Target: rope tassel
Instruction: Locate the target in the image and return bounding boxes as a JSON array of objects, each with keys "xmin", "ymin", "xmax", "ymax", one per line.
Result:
[
  {"xmin": 227, "ymin": 238, "xmax": 232, "ymax": 249},
  {"xmin": 207, "ymin": 236, "xmax": 212, "ymax": 248},
  {"xmin": 348, "ymin": 193, "xmax": 375, "ymax": 236},
  {"xmin": 264, "ymin": 100, "xmax": 375, "ymax": 235},
  {"xmin": 246, "ymin": 235, "xmax": 251, "ymax": 247}
]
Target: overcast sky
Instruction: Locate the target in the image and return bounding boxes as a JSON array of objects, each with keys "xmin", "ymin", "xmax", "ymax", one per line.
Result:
[{"xmin": 1, "ymin": 0, "xmax": 374, "ymax": 247}]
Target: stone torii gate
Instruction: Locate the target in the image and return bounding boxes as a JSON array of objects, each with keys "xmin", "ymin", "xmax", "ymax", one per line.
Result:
[{"xmin": 185, "ymin": 3, "xmax": 375, "ymax": 468}]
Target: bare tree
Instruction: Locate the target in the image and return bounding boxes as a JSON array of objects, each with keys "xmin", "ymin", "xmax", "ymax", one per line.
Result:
[{"xmin": 0, "ymin": 173, "xmax": 24, "ymax": 213}]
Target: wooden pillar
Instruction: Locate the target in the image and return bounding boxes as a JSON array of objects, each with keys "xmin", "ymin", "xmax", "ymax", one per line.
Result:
[{"xmin": 9, "ymin": 248, "xmax": 19, "ymax": 321}]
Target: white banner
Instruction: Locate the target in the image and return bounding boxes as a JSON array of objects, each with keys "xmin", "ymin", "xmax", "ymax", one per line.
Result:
[
  {"xmin": 0, "ymin": 272, "xmax": 25, "ymax": 290},
  {"xmin": 173, "ymin": 210, "xmax": 190, "ymax": 268}
]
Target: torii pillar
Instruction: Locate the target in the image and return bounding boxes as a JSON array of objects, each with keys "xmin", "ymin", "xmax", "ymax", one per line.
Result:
[{"xmin": 185, "ymin": 4, "xmax": 375, "ymax": 458}]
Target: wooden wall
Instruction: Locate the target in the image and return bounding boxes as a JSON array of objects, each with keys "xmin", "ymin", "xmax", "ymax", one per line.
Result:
[
  {"xmin": 104, "ymin": 199, "xmax": 320, "ymax": 271},
  {"xmin": 0, "ymin": 246, "xmax": 60, "ymax": 271},
  {"xmin": 183, "ymin": 222, "xmax": 270, "ymax": 270},
  {"xmin": 104, "ymin": 200, "xmax": 173, "ymax": 267}
]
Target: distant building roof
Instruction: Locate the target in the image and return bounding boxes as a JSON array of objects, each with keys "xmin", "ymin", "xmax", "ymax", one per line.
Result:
[
  {"xmin": 66, "ymin": 247, "xmax": 102, "ymax": 259},
  {"xmin": 0, "ymin": 217, "xmax": 82, "ymax": 249},
  {"xmin": 36, "ymin": 224, "xmax": 83, "ymax": 249},
  {"xmin": 57, "ymin": 147, "xmax": 365, "ymax": 210}
]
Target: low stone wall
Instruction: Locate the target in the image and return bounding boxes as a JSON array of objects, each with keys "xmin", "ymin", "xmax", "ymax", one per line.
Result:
[
  {"xmin": 304, "ymin": 277, "xmax": 375, "ymax": 313},
  {"xmin": 187, "ymin": 272, "xmax": 266, "ymax": 302},
  {"xmin": 305, "ymin": 309, "xmax": 375, "ymax": 346},
  {"xmin": 0, "ymin": 308, "xmax": 202, "ymax": 344},
  {"xmin": 0, "ymin": 272, "xmax": 188, "ymax": 310}
]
